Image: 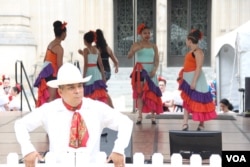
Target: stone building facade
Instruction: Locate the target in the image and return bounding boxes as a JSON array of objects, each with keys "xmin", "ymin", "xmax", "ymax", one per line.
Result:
[{"xmin": 1, "ymin": 0, "xmax": 250, "ymax": 78}]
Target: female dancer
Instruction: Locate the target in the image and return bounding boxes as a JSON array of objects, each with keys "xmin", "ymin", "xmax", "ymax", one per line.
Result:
[
  {"xmin": 34, "ymin": 20, "xmax": 67, "ymax": 107},
  {"xmin": 95, "ymin": 29, "xmax": 119, "ymax": 81},
  {"xmin": 128, "ymin": 23, "xmax": 163, "ymax": 125},
  {"xmin": 178, "ymin": 29, "xmax": 217, "ymax": 131},
  {"xmin": 78, "ymin": 31, "xmax": 108, "ymax": 104},
  {"xmin": 95, "ymin": 29, "xmax": 119, "ymax": 107}
]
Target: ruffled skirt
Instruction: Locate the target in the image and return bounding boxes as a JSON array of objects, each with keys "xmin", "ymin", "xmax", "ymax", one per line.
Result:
[
  {"xmin": 130, "ymin": 63, "xmax": 163, "ymax": 114},
  {"xmin": 84, "ymin": 66, "xmax": 108, "ymax": 103},
  {"xmin": 179, "ymin": 71, "xmax": 217, "ymax": 121},
  {"xmin": 84, "ymin": 80, "xmax": 108, "ymax": 103},
  {"xmin": 34, "ymin": 62, "xmax": 59, "ymax": 107}
]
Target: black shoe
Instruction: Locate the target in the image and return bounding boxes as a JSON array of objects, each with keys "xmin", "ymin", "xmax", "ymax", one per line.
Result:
[
  {"xmin": 197, "ymin": 124, "xmax": 204, "ymax": 131},
  {"xmin": 136, "ymin": 117, "xmax": 142, "ymax": 125},
  {"xmin": 151, "ymin": 118, "xmax": 156, "ymax": 125},
  {"xmin": 182, "ymin": 124, "xmax": 189, "ymax": 131}
]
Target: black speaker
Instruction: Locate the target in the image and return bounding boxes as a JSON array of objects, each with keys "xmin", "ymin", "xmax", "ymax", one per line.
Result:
[
  {"xmin": 169, "ymin": 130, "xmax": 222, "ymax": 160},
  {"xmin": 245, "ymin": 77, "xmax": 250, "ymax": 111},
  {"xmin": 100, "ymin": 128, "xmax": 133, "ymax": 163}
]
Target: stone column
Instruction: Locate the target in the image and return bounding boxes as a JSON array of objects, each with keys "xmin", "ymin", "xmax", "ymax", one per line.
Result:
[
  {"xmin": 0, "ymin": 0, "xmax": 36, "ymax": 82},
  {"xmin": 156, "ymin": 0, "xmax": 167, "ymax": 71}
]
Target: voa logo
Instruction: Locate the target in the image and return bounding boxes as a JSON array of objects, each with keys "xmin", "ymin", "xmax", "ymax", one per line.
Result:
[{"xmin": 226, "ymin": 155, "xmax": 247, "ymax": 162}]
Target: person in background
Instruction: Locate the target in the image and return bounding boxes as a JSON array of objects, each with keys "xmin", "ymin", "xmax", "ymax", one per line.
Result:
[
  {"xmin": 78, "ymin": 31, "xmax": 109, "ymax": 105},
  {"xmin": 1, "ymin": 75, "xmax": 11, "ymax": 96},
  {"xmin": 158, "ymin": 76, "xmax": 174, "ymax": 112},
  {"xmin": 8, "ymin": 83, "xmax": 22, "ymax": 111},
  {"xmin": 14, "ymin": 63, "xmax": 133, "ymax": 167},
  {"xmin": 34, "ymin": 20, "xmax": 67, "ymax": 107},
  {"xmin": 95, "ymin": 29, "xmax": 119, "ymax": 81},
  {"xmin": 127, "ymin": 23, "xmax": 163, "ymax": 125},
  {"xmin": 95, "ymin": 29, "xmax": 119, "ymax": 107},
  {"xmin": 209, "ymin": 79, "xmax": 217, "ymax": 106},
  {"xmin": 0, "ymin": 94, "xmax": 9, "ymax": 111},
  {"xmin": 178, "ymin": 29, "xmax": 217, "ymax": 131},
  {"xmin": 172, "ymin": 89, "xmax": 183, "ymax": 112},
  {"xmin": 219, "ymin": 98, "xmax": 235, "ymax": 114},
  {"xmin": 0, "ymin": 75, "xmax": 11, "ymax": 111}
]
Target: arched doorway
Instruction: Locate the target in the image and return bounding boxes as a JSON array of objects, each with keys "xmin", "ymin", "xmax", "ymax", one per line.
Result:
[{"xmin": 216, "ymin": 44, "xmax": 239, "ymax": 110}]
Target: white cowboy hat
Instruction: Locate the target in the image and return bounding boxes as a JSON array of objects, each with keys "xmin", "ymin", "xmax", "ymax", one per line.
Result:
[{"xmin": 47, "ymin": 63, "xmax": 91, "ymax": 88}]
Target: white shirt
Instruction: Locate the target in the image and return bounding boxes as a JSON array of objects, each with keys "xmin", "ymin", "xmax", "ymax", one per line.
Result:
[
  {"xmin": 219, "ymin": 110, "xmax": 236, "ymax": 115},
  {"xmin": 14, "ymin": 97, "xmax": 133, "ymax": 163},
  {"xmin": 0, "ymin": 94, "xmax": 8, "ymax": 111},
  {"xmin": 172, "ymin": 90, "xmax": 183, "ymax": 106},
  {"xmin": 8, "ymin": 95, "xmax": 21, "ymax": 111},
  {"xmin": 161, "ymin": 90, "xmax": 173, "ymax": 103}
]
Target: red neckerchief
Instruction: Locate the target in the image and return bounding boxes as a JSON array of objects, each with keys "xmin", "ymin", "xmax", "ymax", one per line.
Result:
[
  {"xmin": 8, "ymin": 95, "xmax": 13, "ymax": 101},
  {"xmin": 63, "ymin": 100, "xmax": 82, "ymax": 111},
  {"xmin": 63, "ymin": 100, "xmax": 89, "ymax": 148}
]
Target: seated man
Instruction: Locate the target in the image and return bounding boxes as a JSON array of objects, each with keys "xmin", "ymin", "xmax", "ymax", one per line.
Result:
[
  {"xmin": 8, "ymin": 83, "xmax": 22, "ymax": 111},
  {"xmin": 158, "ymin": 77, "xmax": 174, "ymax": 112},
  {"xmin": 14, "ymin": 63, "xmax": 133, "ymax": 167}
]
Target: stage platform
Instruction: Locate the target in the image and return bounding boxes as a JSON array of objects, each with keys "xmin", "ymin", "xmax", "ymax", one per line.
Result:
[{"xmin": 1, "ymin": 111, "xmax": 250, "ymax": 164}]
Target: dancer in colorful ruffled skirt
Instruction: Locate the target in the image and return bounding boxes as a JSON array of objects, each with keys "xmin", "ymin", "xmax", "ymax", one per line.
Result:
[
  {"xmin": 78, "ymin": 31, "xmax": 109, "ymax": 104},
  {"xmin": 128, "ymin": 23, "xmax": 163, "ymax": 125},
  {"xmin": 34, "ymin": 20, "xmax": 67, "ymax": 107},
  {"xmin": 178, "ymin": 29, "xmax": 217, "ymax": 131}
]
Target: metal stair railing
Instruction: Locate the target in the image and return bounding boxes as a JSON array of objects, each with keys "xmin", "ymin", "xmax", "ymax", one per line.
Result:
[
  {"xmin": 15, "ymin": 60, "xmax": 36, "ymax": 112},
  {"xmin": 73, "ymin": 60, "xmax": 81, "ymax": 70}
]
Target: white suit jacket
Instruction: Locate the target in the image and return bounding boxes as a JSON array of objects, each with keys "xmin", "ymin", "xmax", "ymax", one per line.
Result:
[{"xmin": 14, "ymin": 97, "xmax": 133, "ymax": 163}]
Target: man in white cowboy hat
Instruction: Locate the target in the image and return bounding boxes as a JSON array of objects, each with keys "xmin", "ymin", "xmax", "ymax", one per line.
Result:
[{"xmin": 14, "ymin": 63, "xmax": 133, "ymax": 167}]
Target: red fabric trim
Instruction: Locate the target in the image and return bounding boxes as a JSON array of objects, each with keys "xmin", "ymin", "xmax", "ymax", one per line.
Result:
[
  {"xmin": 87, "ymin": 64, "xmax": 97, "ymax": 67},
  {"xmin": 85, "ymin": 89, "xmax": 108, "ymax": 104},
  {"xmin": 36, "ymin": 79, "xmax": 50, "ymax": 107},
  {"xmin": 181, "ymin": 91, "xmax": 215, "ymax": 113},
  {"xmin": 131, "ymin": 63, "xmax": 144, "ymax": 94},
  {"xmin": 36, "ymin": 79, "xmax": 60, "ymax": 107}
]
